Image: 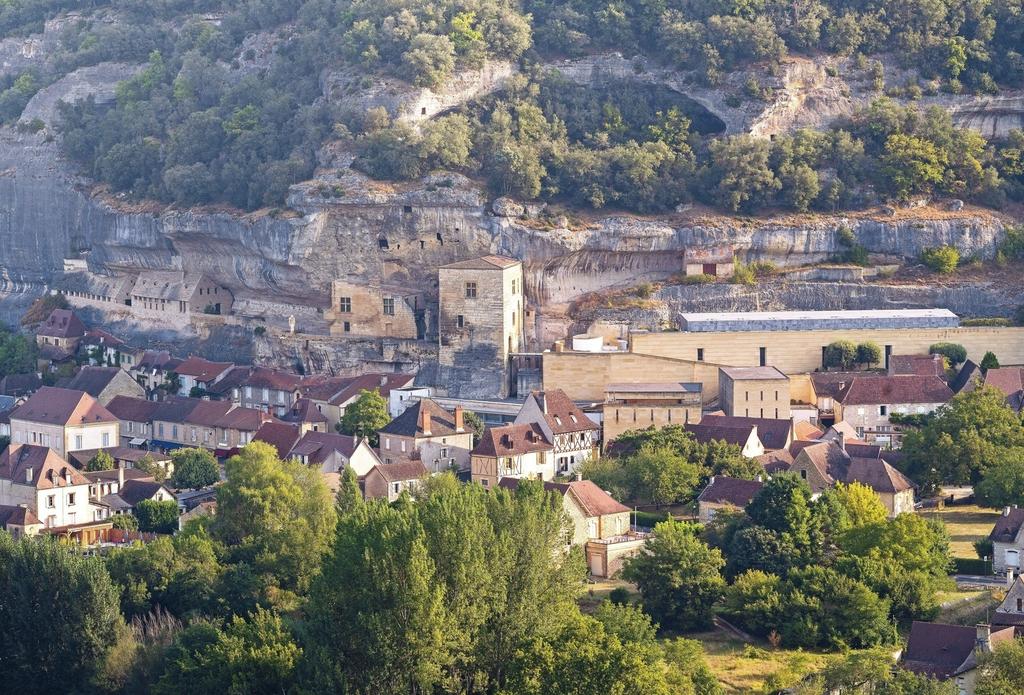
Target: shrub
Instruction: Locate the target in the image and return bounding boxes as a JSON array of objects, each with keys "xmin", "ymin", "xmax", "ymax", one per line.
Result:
[
  {"xmin": 855, "ymin": 342, "xmax": 882, "ymax": 366},
  {"xmin": 980, "ymin": 351, "xmax": 1000, "ymax": 370},
  {"xmin": 929, "ymin": 342, "xmax": 968, "ymax": 366},
  {"xmin": 749, "ymin": 260, "xmax": 777, "ymax": 277},
  {"xmin": 633, "ymin": 510, "xmax": 669, "ymax": 528},
  {"xmin": 961, "ymin": 318, "xmax": 1011, "ymax": 327},
  {"xmin": 678, "ymin": 273, "xmax": 715, "ymax": 285},
  {"xmin": 135, "ymin": 499, "xmax": 179, "ymax": 534},
  {"xmin": 112, "ymin": 513, "xmax": 138, "ymax": 531},
  {"xmin": 974, "ymin": 538, "xmax": 994, "ymax": 560},
  {"xmin": 824, "ymin": 340, "xmax": 858, "ymax": 370},
  {"xmin": 731, "ymin": 262, "xmax": 756, "ymax": 286},
  {"xmin": 609, "ymin": 587, "xmax": 631, "ymax": 605},
  {"xmin": 634, "ymin": 282, "xmax": 654, "ymax": 299},
  {"xmin": 253, "ymin": 325, "xmax": 266, "ymax": 336},
  {"xmin": 921, "ymin": 245, "xmax": 960, "ymax": 273},
  {"xmin": 953, "ymin": 557, "xmax": 991, "ymax": 575}
]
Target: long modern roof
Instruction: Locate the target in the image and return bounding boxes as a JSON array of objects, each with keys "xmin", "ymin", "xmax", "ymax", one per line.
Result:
[{"xmin": 678, "ymin": 309, "xmax": 959, "ymax": 333}]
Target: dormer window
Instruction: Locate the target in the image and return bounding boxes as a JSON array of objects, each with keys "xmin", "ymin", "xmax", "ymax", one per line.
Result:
[
  {"xmin": 554, "ymin": 416, "xmax": 562, "ymax": 427},
  {"xmin": 569, "ymin": 415, "xmax": 577, "ymax": 424}
]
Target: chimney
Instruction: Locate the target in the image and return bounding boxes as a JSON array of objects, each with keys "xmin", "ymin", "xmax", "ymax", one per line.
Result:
[
  {"xmin": 575, "ymin": 470, "xmax": 582, "ymax": 482},
  {"xmin": 709, "ymin": 475, "xmax": 716, "ymax": 485},
  {"xmin": 1008, "ymin": 569, "xmax": 1015, "ymax": 588},
  {"xmin": 454, "ymin": 405, "xmax": 464, "ymax": 433},
  {"xmin": 117, "ymin": 465, "xmax": 124, "ymax": 487},
  {"xmin": 380, "ymin": 375, "xmax": 387, "ymax": 387},
  {"xmin": 976, "ymin": 624, "xmax": 992, "ymax": 654},
  {"xmin": 1005, "ymin": 506, "xmax": 1012, "ymax": 517},
  {"xmin": 838, "ymin": 433, "xmax": 846, "ymax": 453},
  {"xmin": 420, "ymin": 407, "xmax": 432, "ymax": 436}
]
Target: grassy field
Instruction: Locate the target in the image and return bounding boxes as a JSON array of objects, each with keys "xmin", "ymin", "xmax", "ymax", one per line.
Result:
[
  {"xmin": 695, "ymin": 632, "xmax": 834, "ymax": 694},
  {"xmin": 920, "ymin": 504, "xmax": 1001, "ymax": 559},
  {"xmin": 935, "ymin": 588, "xmax": 1003, "ymax": 625}
]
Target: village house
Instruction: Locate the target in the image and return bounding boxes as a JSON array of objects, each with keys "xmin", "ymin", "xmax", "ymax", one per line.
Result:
[
  {"xmin": 901, "ymin": 621, "xmax": 1015, "ymax": 695},
  {"xmin": 35, "ymin": 308, "xmax": 86, "ymax": 365},
  {"xmin": 10, "ymin": 387, "xmax": 119, "ymax": 458},
  {"xmin": 981, "ymin": 367, "xmax": 1024, "ymax": 413},
  {"xmin": 685, "ymin": 421, "xmax": 766, "ymax": 458},
  {"xmin": 0, "ymin": 372, "xmax": 42, "ymax": 399},
  {"xmin": 280, "ymin": 398, "xmax": 330, "ymax": 433},
  {"xmin": 252, "ymin": 421, "xmax": 303, "ymax": 459},
  {"xmin": 130, "ymin": 270, "xmax": 233, "ymax": 318},
  {"xmin": 325, "ymin": 280, "xmax": 423, "ymax": 338},
  {"xmin": 719, "ymin": 366, "xmax": 791, "ymax": 420},
  {"xmin": 174, "ymin": 356, "xmax": 235, "ymax": 396},
  {"xmin": 69, "ymin": 446, "xmax": 172, "ymax": 473},
  {"xmin": 888, "ymin": 353, "xmax": 947, "ymax": 377},
  {"xmin": 106, "ymin": 396, "xmax": 169, "ymax": 448},
  {"xmin": 514, "ymin": 389, "xmax": 599, "ymax": 476},
  {"xmin": 300, "ymin": 373, "xmax": 415, "ymax": 428},
  {"xmin": 989, "ymin": 506, "xmax": 1024, "ymax": 575},
  {"xmin": 203, "ymin": 365, "xmax": 250, "ymax": 402},
  {"xmin": 60, "ymin": 365, "xmax": 146, "ymax": 405},
  {"xmin": 470, "ymin": 422, "xmax": 554, "ymax": 489},
  {"xmin": 238, "ymin": 367, "xmax": 304, "ymax": 415},
  {"xmin": 602, "ymin": 382, "xmax": 702, "ymax": 447},
  {"xmin": 290, "ymin": 431, "xmax": 381, "ymax": 476},
  {"xmin": 362, "ymin": 461, "xmax": 429, "ymax": 502},
  {"xmin": 697, "ymin": 476, "xmax": 764, "ymax": 523},
  {"xmin": 58, "ymin": 271, "xmax": 134, "ymax": 312},
  {"xmin": 84, "ymin": 467, "xmax": 175, "ymax": 517},
  {"xmin": 0, "ymin": 444, "xmax": 111, "ymax": 543},
  {"xmin": 80, "ymin": 328, "xmax": 140, "ymax": 369},
  {"xmin": 378, "ymin": 399, "xmax": 474, "ymax": 473},
  {"xmin": 0, "ymin": 504, "xmax": 42, "ymax": 538},
  {"xmin": 130, "ymin": 350, "xmax": 182, "ymax": 394},
  {"xmin": 992, "ymin": 574, "xmax": 1024, "ymax": 630},
  {"xmin": 834, "ymin": 374, "xmax": 954, "ymax": 447}
]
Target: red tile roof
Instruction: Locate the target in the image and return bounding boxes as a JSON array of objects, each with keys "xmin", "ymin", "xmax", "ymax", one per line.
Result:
[
  {"xmin": 243, "ymin": 367, "xmax": 303, "ymax": 392},
  {"xmin": 473, "ymin": 423, "xmax": 552, "ymax": 457},
  {"xmin": 106, "ymin": 396, "xmax": 163, "ymax": 423},
  {"xmin": 698, "ymin": 476, "xmax": 764, "ymax": 507},
  {"xmin": 699, "ymin": 415, "xmax": 791, "ymax": 451},
  {"xmin": 984, "ymin": 368, "xmax": 1024, "ymax": 398},
  {"xmin": 379, "ymin": 398, "xmax": 464, "ymax": 438},
  {"xmin": 11, "ymin": 387, "xmax": 117, "ymax": 426},
  {"xmin": 252, "ymin": 422, "xmax": 303, "ymax": 459},
  {"xmin": 836, "ymin": 375, "xmax": 953, "ymax": 406},
  {"xmin": 174, "ymin": 356, "xmax": 233, "ymax": 382},
  {"xmin": 0, "ymin": 504, "xmax": 41, "ymax": 527},
  {"xmin": 525, "ymin": 389, "xmax": 599, "ymax": 434},
  {"xmin": 499, "ymin": 478, "xmax": 629, "ymax": 517},
  {"xmin": 289, "ymin": 431, "xmax": 362, "ymax": 466},
  {"xmin": 0, "ymin": 444, "xmax": 89, "ymax": 489},
  {"xmin": 889, "ymin": 354, "xmax": 946, "ymax": 377},
  {"xmin": 369, "ymin": 461, "xmax": 429, "ymax": 483}
]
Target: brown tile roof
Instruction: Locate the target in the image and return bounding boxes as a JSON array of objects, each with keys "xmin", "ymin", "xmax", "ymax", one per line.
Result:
[
  {"xmin": 685, "ymin": 422, "xmax": 757, "ymax": 448},
  {"xmin": 889, "ymin": 354, "xmax": 946, "ymax": 377},
  {"xmin": 289, "ymin": 431, "xmax": 362, "ymax": 466},
  {"xmin": 984, "ymin": 368, "xmax": 1024, "ymax": 398},
  {"xmin": 440, "ymin": 255, "xmax": 520, "ymax": 270},
  {"xmin": 473, "ymin": 423, "xmax": 552, "ymax": 457},
  {"xmin": 253, "ymin": 422, "xmax": 303, "ymax": 459},
  {"xmin": 836, "ymin": 375, "xmax": 953, "ymax": 406},
  {"xmin": 0, "ymin": 444, "xmax": 89, "ymax": 488},
  {"xmin": 810, "ymin": 371, "xmax": 874, "ymax": 399},
  {"xmin": 790, "ymin": 441, "xmax": 850, "ymax": 491},
  {"xmin": 562, "ymin": 480, "xmax": 631, "ymax": 516},
  {"xmin": 174, "ymin": 356, "xmax": 233, "ymax": 382},
  {"xmin": 150, "ymin": 398, "xmax": 202, "ymax": 424},
  {"xmin": 846, "ymin": 457, "xmax": 915, "ymax": 493},
  {"xmin": 117, "ymin": 479, "xmax": 171, "ymax": 507},
  {"xmin": 243, "ymin": 367, "xmax": 303, "ymax": 392},
  {"xmin": 793, "ymin": 421, "xmax": 824, "ymax": 441},
  {"xmin": 698, "ymin": 476, "xmax": 764, "ymax": 507},
  {"xmin": 902, "ymin": 622, "xmax": 1015, "ymax": 679},
  {"xmin": 182, "ymin": 400, "xmax": 234, "ymax": 427},
  {"xmin": 755, "ymin": 449, "xmax": 793, "ymax": 473},
  {"xmin": 60, "ymin": 366, "xmax": 122, "ymax": 397},
  {"xmin": 0, "ymin": 372, "xmax": 42, "ymax": 397},
  {"xmin": 370, "ymin": 460, "xmax": 428, "ymax": 483},
  {"xmin": 0, "ymin": 504, "xmax": 40, "ymax": 527},
  {"xmin": 213, "ymin": 406, "xmax": 275, "ymax": 431},
  {"xmin": 134, "ymin": 350, "xmax": 178, "ymax": 371},
  {"xmin": 700, "ymin": 415, "xmax": 791, "ymax": 451},
  {"xmin": 379, "ymin": 398, "xmax": 463, "ymax": 438},
  {"xmin": 205, "ymin": 366, "xmax": 250, "ymax": 397},
  {"xmin": 82, "ymin": 467, "xmax": 154, "ymax": 484},
  {"xmin": 11, "ymin": 387, "xmax": 117, "ymax": 426},
  {"xmin": 36, "ymin": 309, "xmax": 86, "ymax": 338},
  {"xmin": 106, "ymin": 395, "xmax": 162, "ymax": 423},
  {"xmin": 81, "ymin": 328, "xmax": 126, "ymax": 348},
  {"xmin": 525, "ymin": 389, "xmax": 599, "ymax": 434},
  {"xmin": 950, "ymin": 361, "xmax": 982, "ymax": 394},
  {"xmin": 990, "ymin": 508, "xmax": 1024, "ymax": 543},
  {"xmin": 318, "ymin": 373, "xmax": 415, "ymax": 407},
  {"xmin": 282, "ymin": 398, "xmax": 329, "ymax": 424}
]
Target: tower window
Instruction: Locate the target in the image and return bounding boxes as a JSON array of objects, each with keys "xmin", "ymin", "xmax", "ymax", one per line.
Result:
[
  {"xmin": 457, "ymin": 315, "xmax": 464, "ymax": 328},
  {"xmin": 383, "ymin": 298, "xmax": 395, "ymax": 316},
  {"xmin": 339, "ymin": 297, "xmax": 351, "ymax": 313},
  {"xmin": 465, "ymin": 282, "xmax": 477, "ymax": 299}
]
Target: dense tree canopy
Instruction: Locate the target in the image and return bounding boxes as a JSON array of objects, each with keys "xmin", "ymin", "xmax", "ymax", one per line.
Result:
[{"xmin": 169, "ymin": 447, "xmax": 220, "ymax": 489}]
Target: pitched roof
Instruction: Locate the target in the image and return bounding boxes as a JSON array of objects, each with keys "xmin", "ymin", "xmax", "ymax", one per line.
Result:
[
  {"xmin": 902, "ymin": 622, "xmax": 1015, "ymax": 678},
  {"xmin": 205, "ymin": 366, "xmax": 250, "ymax": 397},
  {"xmin": 243, "ymin": 367, "xmax": 303, "ymax": 392},
  {"xmin": 118, "ymin": 479, "xmax": 171, "ymax": 506},
  {"xmin": 369, "ymin": 461, "xmax": 428, "ymax": 483},
  {"xmin": 990, "ymin": 507, "xmax": 1024, "ymax": 543},
  {"xmin": 0, "ymin": 504, "xmax": 40, "ymax": 527},
  {"xmin": 473, "ymin": 423, "xmax": 552, "ymax": 457},
  {"xmin": 950, "ymin": 360, "xmax": 982, "ymax": 394},
  {"xmin": 993, "ymin": 576, "xmax": 1024, "ymax": 627},
  {"xmin": 134, "ymin": 350, "xmax": 178, "ymax": 371},
  {"xmin": 0, "ymin": 372, "xmax": 42, "ymax": 397},
  {"xmin": 700, "ymin": 415, "xmax": 791, "ymax": 451},
  {"xmin": 845, "ymin": 457, "xmax": 916, "ymax": 493},
  {"xmin": 793, "ymin": 421, "xmax": 824, "ymax": 441},
  {"xmin": 10, "ymin": 387, "xmax": 117, "ymax": 426},
  {"xmin": 810, "ymin": 372, "xmax": 874, "ymax": 399},
  {"xmin": 106, "ymin": 395, "xmax": 163, "ymax": 422},
  {"xmin": 0, "ymin": 445, "xmax": 89, "ymax": 488},
  {"xmin": 756, "ymin": 449, "xmax": 794, "ymax": 473},
  {"xmin": 130, "ymin": 271, "xmax": 215, "ymax": 301},
  {"xmin": 60, "ymin": 366, "xmax": 123, "ymax": 397},
  {"xmin": 440, "ymin": 255, "xmax": 520, "ymax": 270},
  {"xmin": 36, "ymin": 308, "xmax": 86, "ymax": 338},
  {"xmin": 181, "ymin": 399, "xmax": 234, "ymax": 427},
  {"xmin": 889, "ymin": 354, "xmax": 946, "ymax": 377},
  {"xmin": 836, "ymin": 375, "xmax": 953, "ymax": 406},
  {"xmin": 253, "ymin": 422, "xmax": 303, "ymax": 459},
  {"xmin": 174, "ymin": 356, "xmax": 233, "ymax": 382},
  {"xmin": 698, "ymin": 476, "xmax": 764, "ymax": 508},
  {"xmin": 81, "ymin": 328, "xmax": 127, "ymax": 348},
  {"xmin": 210, "ymin": 405, "xmax": 274, "ymax": 431},
  {"xmin": 289, "ymin": 431, "xmax": 363, "ymax": 466},
  {"xmin": 379, "ymin": 398, "xmax": 463, "ymax": 438},
  {"xmin": 313, "ymin": 373, "xmax": 416, "ymax": 407},
  {"xmin": 685, "ymin": 422, "xmax": 758, "ymax": 448},
  {"xmin": 282, "ymin": 398, "xmax": 329, "ymax": 424},
  {"xmin": 497, "ymin": 478, "xmax": 630, "ymax": 516},
  {"xmin": 984, "ymin": 368, "xmax": 1024, "ymax": 412},
  {"xmin": 524, "ymin": 389, "xmax": 599, "ymax": 434},
  {"xmin": 82, "ymin": 467, "xmax": 154, "ymax": 484}
]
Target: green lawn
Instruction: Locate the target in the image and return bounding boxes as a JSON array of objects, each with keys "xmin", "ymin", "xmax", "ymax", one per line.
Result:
[
  {"xmin": 935, "ymin": 589, "xmax": 1002, "ymax": 625},
  {"xmin": 920, "ymin": 504, "xmax": 1001, "ymax": 559},
  {"xmin": 695, "ymin": 632, "xmax": 834, "ymax": 694}
]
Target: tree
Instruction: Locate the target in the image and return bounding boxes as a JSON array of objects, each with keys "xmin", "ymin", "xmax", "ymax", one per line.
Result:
[
  {"xmin": 819, "ymin": 481, "xmax": 889, "ymax": 532},
  {"xmin": 112, "ymin": 513, "xmax": 139, "ymax": 531},
  {"xmin": 136, "ymin": 499, "xmax": 181, "ymax": 533},
  {"xmin": 338, "ymin": 389, "xmax": 390, "ymax": 446},
  {"xmin": 462, "ymin": 410, "xmax": 486, "ymax": 444},
  {"xmin": 335, "ymin": 465, "xmax": 363, "ymax": 515},
  {"xmin": 976, "ymin": 637, "xmax": 1024, "ymax": 695},
  {"xmin": 929, "ymin": 342, "xmax": 968, "ymax": 366},
  {"xmin": 0, "ymin": 534, "xmax": 124, "ymax": 694},
  {"xmin": 170, "ymin": 448, "xmax": 220, "ymax": 489},
  {"xmin": 883, "ymin": 133, "xmax": 947, "ymax": 200},
  {"xmin": 921, "ymin": 246, "xmax": 960, "ymax": 273},
  {"xmin": 86, "ymin": 450, "xmax": 116, "ymax": 471},
  {"xmin": 402, "ymin": 33, "xmax": 456, "ymax": 88},
  {"xmin": 622, "ymin": 520, "xmax": 725, "ymax": 631},
  {"xmin": 981, "ymin": 351, "xmax": 1001, "ymax": 370},
  {"xmin": 855, "ymin": 342, "xmax": 882, "ymax": 367},
  {"xmin": 901, "ymin": 386, "xmax": 1024, "ymax": 488},
  {"xmin": 706, "ymin": 135, "xmax": 781, "ymax": 212},
  {"xmin": 816, "ymin": 648, "xmax": 956, "ymax": 694},
  {"xmin": 745, "ymin": 475, "xmax": 820, "ymax": 562},
  {"xmin": 976, "ymin": 449, "xmax": 1024, "ymax": 508},
  {"xmin": 824, "ymin": 340, "xmax": 858, "ymax": 370},
  {"xmin": 214, "ymin": 442, "xmax": 335, "ymax": 603},
  {"xmin": 137, "ymin": 454, "xmax": 168, "ymax": 483},
  {"xmin": 625, "ymin": 445, "xmax": 702, "ymax": 506},
  {"xmin": 780, "ymin": 566, "xmax": 895, "ymax": 649},
  {"xmin": 153, "ymin": 609, "xmax": 301, "ymax": 695}
]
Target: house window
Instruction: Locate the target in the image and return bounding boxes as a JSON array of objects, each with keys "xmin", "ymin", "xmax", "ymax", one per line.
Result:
[
  {"xmin": 383, "ymin": 298, "xmax": 395, "ymax": 316},
  {"xmin": 465, "ymin": 282, "xmax": 477, "ymax": 299},
  {"xmin": 46, "ymin": 495, "xmax": 55, "ymax": 508},
  {"xmin": 75, "ymin": 435, "xmax": 83, "ymax": 449},
  {"xmin": 102, "ymin": 433, "xmax": 110, "ymax": 447},
  {"xmin": 800, "ymin": 469, "xmax": 807, "ymax": 479},
  {"xmin": 759, "ymin": 347, "xmax": 767, "ymax": 367},
  {"xmin": 339, "ymin": 297, "xmax": 352, "ymax": 313},
  {"xmin": 697, "ymin": 348, "xmax": 704, "ymax": 361},
  {"xmin": 392, "ymin": 482, "xmax": 400, "ymax": 494},
  {"xmin": 128, "ymin": 422, "xmax": 134, "ymax": 433},
  {"xmin": 879, "ymin": 405, "xmax": 888, "ymax": 416},
  {"xmin": 67, "ymin": 493, "xmax": 76, "ymax": 506},
  {"xmin": 245, "ymin": 386, "xmax": 252, "ymax": 398},
  {"xmin": 1017, "ymin": 598, "xmax": 1022, "ymax": 612},
  {"xmin": 457, "ymin": 315, "xmax": 464, "ymax": 328},
  {"xmin": 440, "ymin": 448, "xmax": 449, "ymax": 458},
  {"xmin": 400, "ymin": 440, "xmax": 406, "ymax": 453},
  {"xmin": 262, "ymin": 388, "xmax": 269, "ymax": 402},
  {"xmin": 343, "ymin": 321, "xmax": 351, "ymax": 333},
  {"xmin": 384, "ymin": 438, "xmax": 391, "ymax": 450},
  {"xmin": 512, "ymin": 279, "xmax": 517, "ymax": 294},
  {"xmin": 172, "ymin": 425, "xmax": 178, "ymax": 439}
]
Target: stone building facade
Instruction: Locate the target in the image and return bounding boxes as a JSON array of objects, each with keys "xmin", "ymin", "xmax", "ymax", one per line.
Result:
[
  {"xmin": 719, "ymin": 366, "xmax": 791, "ymax": 420},
  {"xmin": 602, "ymin": 382, "xmax": 703, "ymax": 447},
  {"xmin": 438, "ymin": 255, "xmax": 524, "ymax": 398},
  {"xmin": 325, "ymin": 280, "xmax": 422, "ymax": 339}
]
